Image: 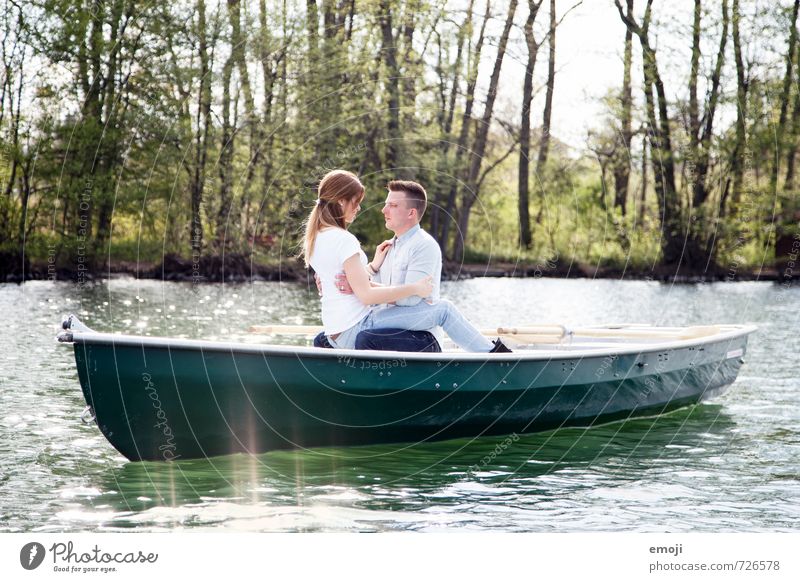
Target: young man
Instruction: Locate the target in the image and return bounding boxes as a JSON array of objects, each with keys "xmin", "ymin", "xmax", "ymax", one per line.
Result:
[
  {"xmin": 354, "ymin": 180, "xmax": 444, "ymax": 351},
  {"xmin": 315, "ymin": 180, "xmax": 510, "ymax": 353}
]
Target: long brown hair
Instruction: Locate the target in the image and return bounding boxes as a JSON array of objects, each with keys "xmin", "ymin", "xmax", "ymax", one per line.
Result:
[{"xmin": 302, "ymin": 170, "xmax": 365, "ymax": 266}]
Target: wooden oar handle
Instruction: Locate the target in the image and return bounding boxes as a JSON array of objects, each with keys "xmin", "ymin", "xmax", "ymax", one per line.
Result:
[
  {"xmin": 495, "ymin": 325, "xmax": 566, "ymax": 337},
  {"xmin": 247, "ymin": 323, "xmax": 725, "ymax": 345},
  {"xmin": 248, "ymin": 325, "xmax": 323, "ymax": 335},
  {"xmin": 251, "ymin": 324, "xmax": 569, "ymax": 337},
  {"xmin": 249, "ymin": 324, "xmax": 571, "ymax": 341}
]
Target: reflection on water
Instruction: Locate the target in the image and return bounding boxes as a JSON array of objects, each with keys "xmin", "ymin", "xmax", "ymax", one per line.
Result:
[
  {"xmin": 1, "ymin": 278, "xmax": 798, "ymax": 532},
  {"xmin": 102, "ymin": 405, "xmax": 734, "ymax": 494}
]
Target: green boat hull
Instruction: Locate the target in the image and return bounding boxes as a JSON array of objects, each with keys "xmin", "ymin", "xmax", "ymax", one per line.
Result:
[{"xmin": 62, "ymin": 321, "xmax": 753, "ymax": 462}]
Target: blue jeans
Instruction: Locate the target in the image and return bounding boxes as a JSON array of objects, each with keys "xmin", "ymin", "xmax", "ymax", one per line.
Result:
[
  {"xmin": 355, "ymin": 328, "xmax": 441, "ymax": 352},
  {"xmin": 329, "ymin": 300, "xmax": 493, "ymax": 352},
  {"xmin": 313, "ymin": 331, "xmax": 334, "ymax": 349}
]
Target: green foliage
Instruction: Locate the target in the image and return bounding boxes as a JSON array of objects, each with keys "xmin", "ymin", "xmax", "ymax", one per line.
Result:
[{"xmin": 0, "ymin": 0, "xmax": 791, "ymax": 276}]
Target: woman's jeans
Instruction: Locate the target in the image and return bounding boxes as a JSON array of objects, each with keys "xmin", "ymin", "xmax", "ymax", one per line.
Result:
[{"xmin": 328, "ymin": 299, "xmax": 492, "ymax": 352}]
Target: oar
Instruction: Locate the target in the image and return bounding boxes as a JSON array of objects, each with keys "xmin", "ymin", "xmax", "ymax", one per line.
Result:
[
  {"xmin": 248, "ymin": 325, "xmax": 324, "ymax": 335},
  {"xmin": 569, "ymin": 325, "xmax": 720, "ymax": 340},
  {"xmin": 497, "ymin": 325, "xmax": 566, "ymax": 337},
  {"xmin": 249, "ymin": 323, "xmax": 721, "ymax": 341},
  {"xmin": 248, "ymin": 324, "xmax": 569, "ymax": 344},
  {"xmin": 495, "ymin": 324, "xmax": 721, "ymax": 340}
]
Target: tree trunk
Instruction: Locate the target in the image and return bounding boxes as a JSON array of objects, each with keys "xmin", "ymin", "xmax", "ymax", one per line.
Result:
[
  {"xmin": 690, "ymin": 0, "xmax": 728, "ymax": 210},
  {"xmin": 191, "ymin": 0, "xmax": 212, "ymax": 259},
  {"xmin": 770, "ymin": 0, "xmax": 800, "ymax": 197},
  {"xmin": 430, "ymin": 0, "xmax": 472, "ymax": 243},
  {"xmin": 639, "ymin": 133, "xmax": 648, "ymax": 227},
  {"xmin": 453, "ymin": 0, "xmax": 518, "ymax": 262},
  {"xmin": 534, "ymin": 0, "xmax": 556, "ymax": 191},
  {"xmin": 258, "ymin": 0, "xmax": 278, "ymax": 236},
  {"xmin": 306, "ymin": 0, "xmax": 319, "ymax": 55},
  {"xmin": 683, "ymin": 0, "xmax": 728, "ymax": 269},
  {"xmin": 401, "ymin": 2, "xmax": 418, "ymax": 130},
  {"xmin": 3, "ymin": 46, "xmax": 22, "ymax": 204},
  {"xmin": 228, "ymin": 0, "xmax": 259, "ymax": 243},
  {"xmin": 731, "ymin": 0, "xmax": 747, "ymax": 205},
  {"xmin": 648, "ymin": 47, "xmax": 682, "ymax": 265},
  {"xmin": 518, "ymin": 0, "xmax": 544, "ymax": 248},
  {"xmin": 8, "ymin": 49, "xmax": 24, "ymax": 247},
  {"xmin": 217, "ymin": 54, "xmax": 235, "ymax": 247},
  {"xmin": 431, "ymin": 0, "xmax": 473, "ymax": 244},
  {"xmin": 17, "ymin": 159, "xmax": 32, "ymax": 249},
  {"xmin": 439, "ymin": 0, "xmax": 490, "ymax": 251},
  {"xmin": 280, "ymin": 0, "xmax": 289, "ymax": 117},
  {"xmin": 688, "ymin": 0, "xmax": 701, "ymax": 161},
  {"xmin": 321, "ymin": 0, "xmax": 347, "ymax": 160},
  {"xmin": 379, "ymin": 0, "xmax": 402, "ymax": 170},
  {"xmin": 345, "ymin": 0, "xmax": 356, "ymax": 41},
  {"xmin": 785, "ymin": 39, "xmax": 800, "ymax": 188},
  {"xmin": 613, "ymin": 0, "xmax": 633, "ymax": 216},
  {"xmin": 616, "ymin": 0, "xmax": 682, "ymax": 266},
  {"xmin": 95, "ymin": 0, "xmax": 129, "ymax": 260},
  {"xmin": 78, "ymin": 0, "xmax": 106, "ymax": 252}
]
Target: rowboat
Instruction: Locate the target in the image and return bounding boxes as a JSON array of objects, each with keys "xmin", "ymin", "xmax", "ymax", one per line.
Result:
[{"xmin": 57, "ymin": 315, "xmax": 756, "ymax": 462}]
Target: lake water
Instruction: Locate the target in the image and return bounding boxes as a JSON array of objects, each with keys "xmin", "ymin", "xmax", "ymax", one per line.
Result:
[{"xmin": 0, "ymin": 277, "xmax": 798, "ymax": 532}]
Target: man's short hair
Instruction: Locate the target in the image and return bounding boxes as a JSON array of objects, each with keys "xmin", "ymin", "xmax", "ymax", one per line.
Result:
[{"xmin": 388, "ymin": 180, "xmax": 427, "ymax": 218}]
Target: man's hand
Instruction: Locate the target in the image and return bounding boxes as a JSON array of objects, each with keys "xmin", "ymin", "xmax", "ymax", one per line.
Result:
[
  {"xmin": 317, "ymin": 272, "xmax": 353, "ymax": 295},
  {"xmin": 334, "ymin": 272, "xmax": 353, "ymax": 294}
]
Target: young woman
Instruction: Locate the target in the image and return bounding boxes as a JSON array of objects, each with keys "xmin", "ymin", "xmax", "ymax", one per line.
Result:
[{"xmin": 303, "ymin": 169, "xmax": 505, "ymax": 352}]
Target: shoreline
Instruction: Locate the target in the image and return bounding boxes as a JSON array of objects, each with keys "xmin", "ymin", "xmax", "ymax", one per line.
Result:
[{"xmin": 4, "ymin": 256, "xmax": 795, "ymax": 284}]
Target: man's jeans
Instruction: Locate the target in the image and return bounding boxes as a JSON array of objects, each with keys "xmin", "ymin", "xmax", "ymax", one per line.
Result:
[
  {"xmin": 356, "ymin": 328, "xmax": 441, "ymax": 352},
  {"xmin": 317, "ymin": 300, "xmax": 492, "ymax": 352},
  {"xmin": 313, "ymin": 332, "xmax": 334, "ymax": 349},
  {"xmin": 315, "ymin": 328, "xmax": 440, "ymax": 352}
]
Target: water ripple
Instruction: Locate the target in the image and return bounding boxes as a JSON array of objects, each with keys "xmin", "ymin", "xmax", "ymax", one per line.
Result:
[{"xmin": 1, "ymin": 279, "xmax": 798, "ymax": 532}]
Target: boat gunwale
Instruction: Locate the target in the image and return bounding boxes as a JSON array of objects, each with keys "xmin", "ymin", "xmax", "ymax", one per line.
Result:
[{"xmin": 61, "ymin": 324, "xmax": 758, "ymax": 363}]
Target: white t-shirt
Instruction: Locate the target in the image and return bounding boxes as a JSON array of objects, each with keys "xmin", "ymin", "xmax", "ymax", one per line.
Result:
[{"xmin": 309, "ymin": 228, "xmax": 371, "ymax": 335}]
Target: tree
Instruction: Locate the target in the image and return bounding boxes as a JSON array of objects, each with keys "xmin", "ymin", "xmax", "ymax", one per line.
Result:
[
  {"xmin": 770, "ymin": 0, "xmax": 800, "ymax": 198},
  {"xmin": 190, "ymin": 0, "xmax": 214, "ymax": 259},
  {"xmin": 379, "ymin": 0, "xmax": 402, "ymax": 170},
  {"xmin": 612, "ymin": 0, "xmax": 634, "ymax": 216},
  {"xmin": 685, "ymin": 0, "xmax": 728, "ymax": 266},
  {"xmin": 430, "ymin": 0, "xmax": 475, "ymax": 245},
  {"xmin": 0, "ymin": 1, "xmax": 26, "ymax": 252},
  {"xmin": 518, "ymin": 0, "xmax": 545, "ymax": 248},
  {"xmin": 728, "ymin": 0, "xmax": 748, "ymax": 209},
  {"xmin": 616, "ymin": 0, "xmax": 683, "ymax": 266},
  {"xmin": 534, "ymin": 0, "xmax": 557, "ymax": 215},
  {"xmin": 453, "ymin": 0, "xmax": 519, "ymax": 262},
  {"xmin": 438, "ymin": 0, "xmax": 491, "ymax": 253}
]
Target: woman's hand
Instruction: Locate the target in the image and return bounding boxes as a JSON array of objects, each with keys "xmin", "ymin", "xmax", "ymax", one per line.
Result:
[
  {"xmin": 371, "ymin": 239, "xmax": 394, "ymax": 271},
  {"xmin": 413, "ymin": 275, "xmax": 434, "ymax": 298}
]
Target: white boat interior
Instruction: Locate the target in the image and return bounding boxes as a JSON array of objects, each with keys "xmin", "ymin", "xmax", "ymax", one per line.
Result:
[
  {"xmin": 438, "ymin": 324, "xmax": 753, "ymax": 352},
  {"xmin": 244, "ymin": 322, "xmax": 757, "ymax": 357}
]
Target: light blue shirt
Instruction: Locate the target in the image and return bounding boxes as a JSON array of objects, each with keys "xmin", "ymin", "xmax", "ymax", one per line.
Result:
[{"xmin": 372, "ymin": 224, "xmax": 442, "ymax": 307}]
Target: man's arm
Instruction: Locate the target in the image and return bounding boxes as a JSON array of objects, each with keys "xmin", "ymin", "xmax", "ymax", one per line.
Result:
[
  {"xmin": 343, "ymin": 254, "xmax": 432, "ymax": 305},
  {"xmin": 394, "ymin": 240, "xmax": 440, "ymax": 306},
  {"xmin": 333, "ymin": 272, "xmax": 382, "ymax": 295}
]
